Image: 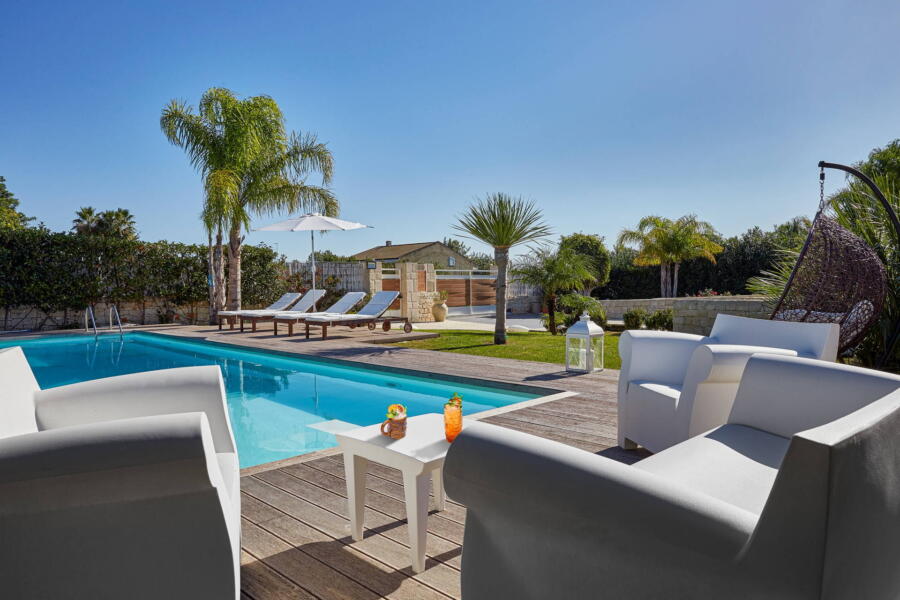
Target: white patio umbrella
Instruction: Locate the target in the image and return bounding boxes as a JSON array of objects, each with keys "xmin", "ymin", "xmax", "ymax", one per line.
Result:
[{"xmin": 255, "ymin": 213, "xmax": 372, "ymax": 300}]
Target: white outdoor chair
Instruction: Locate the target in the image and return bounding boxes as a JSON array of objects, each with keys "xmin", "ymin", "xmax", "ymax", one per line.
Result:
[
  {"xmin": 618, "ymin": 314, "xmax": 839, "ymax": 452},
  {"xmin": 444, "ymin": 355, "xmax": 900, "ymax": 599},
  {"xmin": 0, "ymin": 346, "xmax": 240, "ymax": 600}
]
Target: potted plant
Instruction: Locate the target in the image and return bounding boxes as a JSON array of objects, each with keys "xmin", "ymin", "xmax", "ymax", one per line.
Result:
[{"xmin": 432, "ymin": 290, "xmax": 449, "ymax": 322}]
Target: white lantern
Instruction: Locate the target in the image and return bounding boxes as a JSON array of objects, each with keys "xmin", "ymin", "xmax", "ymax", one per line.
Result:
[{"xmin": 565, "ymin": 312, "xmax": 605, "ymax": 372}]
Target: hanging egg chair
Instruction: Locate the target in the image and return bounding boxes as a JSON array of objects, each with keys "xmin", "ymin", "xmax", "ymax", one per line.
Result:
[{"xmin": 770, "ymin": 162, "xmax": 899, "ymax": 363}]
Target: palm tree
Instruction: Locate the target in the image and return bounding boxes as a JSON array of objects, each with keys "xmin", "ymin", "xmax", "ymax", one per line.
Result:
[
  {"xmin": 99, "ymin": 208, "xmax": 137, "ymax": 239},
  {"xmin": 161, "ymin": 88, "xmax": 336, "ymax": 315},
  {"xmin": 617, "ymin": 215, "xmax": 722, "ymax": 297},
  {"xmin": 513, "ymin": 246, "xmax": 595, "ymax": 334},
  {"xmin": 224, "ymin": 132, "xmax": 337, "ymax": 308},
  {"xmin": 454, "ymin": 193, "xmax": 551, "ymax": 344},
  {"xmin": 72, "ymin": 206, "xmax": 101, "ymax": 234}
]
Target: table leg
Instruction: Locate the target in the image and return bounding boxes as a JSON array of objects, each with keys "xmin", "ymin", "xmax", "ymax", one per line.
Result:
[
  {"xmin": 343, "ymin": 453, "xmax": 368, "ymax": 541},
  {"xmin": 402, "ymin": 470, "xmax": 430, "ymax": 573},
  {"xmin": 432, "ymin": 467, "xmax": 446, "ymax": 512}
]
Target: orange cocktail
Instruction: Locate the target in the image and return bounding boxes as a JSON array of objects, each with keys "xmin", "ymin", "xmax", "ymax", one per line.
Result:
[{"xmin": 444, "ymin": 393, "xmax": 463, "ymax": 442}]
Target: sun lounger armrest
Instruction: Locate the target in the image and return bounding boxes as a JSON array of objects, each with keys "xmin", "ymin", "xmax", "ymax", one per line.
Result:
[
  {"xmin": 444, "ymin": 423, "xmax": 755, "ymax": 558},
  {"xmin": 33, "ymin": 365, "xmax": 235, "ymax": 453},
  {"xmin": 0, "ymin": 412, "xmax": 223, "ymax": 511}
]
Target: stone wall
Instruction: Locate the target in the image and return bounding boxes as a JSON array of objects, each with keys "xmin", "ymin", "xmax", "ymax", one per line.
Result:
[
  {"xmin": 599, "ymin": 298, "xmax": 675, "ymax": 319},
  {"xmin": 2, "ymin": 300, "xmax": 210, "ymax": 332},
  {"xmin": 672, "ymin": 295, "xmax": 769, "ymax": 335},
  {"xmin": 598, "ymin": 295, "xmax": 770, "ymax": 334}
]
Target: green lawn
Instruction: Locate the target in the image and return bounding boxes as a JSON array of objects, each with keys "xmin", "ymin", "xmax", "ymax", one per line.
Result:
[{"xmin": 391, "ymin": 329, "xmax": 621, "ymax": 369}]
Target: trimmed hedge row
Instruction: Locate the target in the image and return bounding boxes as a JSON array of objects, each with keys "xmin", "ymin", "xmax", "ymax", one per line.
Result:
[{"xmin": 0, "ymin": 228, "xmax": 288, "ymax": 327}]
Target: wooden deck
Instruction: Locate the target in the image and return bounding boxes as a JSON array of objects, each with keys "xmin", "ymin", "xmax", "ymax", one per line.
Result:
[
  {"xmin": 240, "ymin": 392, "xmax": 647, "ymax": 600},
  {"xmin": 153, "ymin": 324, "xmax": 649, "ymax": 600}
]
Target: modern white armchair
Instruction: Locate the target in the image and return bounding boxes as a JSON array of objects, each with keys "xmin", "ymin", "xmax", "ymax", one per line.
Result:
[
  {"xmin": 445, "ymin": 355, "xmax": 900, "ymax": 599},
  {"xmin": 0, "ymin": 346, "xmax": 240, "ymax": 600},
  {"xmin": 618, "ymin": 314, "xmax": 840, "ymax": 452}
]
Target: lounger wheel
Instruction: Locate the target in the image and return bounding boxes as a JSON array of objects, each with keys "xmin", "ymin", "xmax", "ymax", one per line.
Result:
[
  {"xmin": 382, "ymin": 321, "xmax": 392, "ymax": 332},
  {"xmin": 368, "ymin": 322, "xmax": 376, "ymax": 331},
  {"xmin": 403, "ymin": 322, "xmax": 412, "ymax": 333}
]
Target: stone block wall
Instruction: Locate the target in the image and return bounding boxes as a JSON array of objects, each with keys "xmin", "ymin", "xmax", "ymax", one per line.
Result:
[
  {"xmin": 598, "ymin": 298, "xmax": 676, "ymax": 319},
  {"xmin": 598, "ymin": 295, "xmax": 770, "ymax": 334},
  {"xmin": 2, "ymin": 300, "xmax": 210, "ymax": 332},
  {"xmin": 672, "ymin": 296, "xmax": 769, "ymax": 335}
]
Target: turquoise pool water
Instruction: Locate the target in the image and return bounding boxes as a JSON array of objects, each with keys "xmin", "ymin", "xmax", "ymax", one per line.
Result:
[{"xmin": 1, "ymin": 332, "xmax": 539, "ymax": 467}]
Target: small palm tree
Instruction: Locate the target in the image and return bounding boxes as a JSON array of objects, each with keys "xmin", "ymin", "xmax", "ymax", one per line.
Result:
[
  {"xmin": 72, "ymin": 206, "xmax": 101, "ymax": 234},
  {"xmin": 617, "ymin": 215, "xmax": 722, "ymax": 297},
  {"xmin": 454, "ymin": 193, "xmax": 551, "ymax": 344},
  {"xmin": 513, "ymin": 246, "xmax": 594, "ymax": 334}
]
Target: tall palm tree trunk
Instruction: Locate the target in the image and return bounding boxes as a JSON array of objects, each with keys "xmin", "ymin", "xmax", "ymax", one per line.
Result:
[
  {"xmin": 213, "ymin": 228, "xmax": 226, "ymax": 316},
  {"xmin": 206, "ymin": 230, "xmax": 217, "ymax": 324},
  {"xmin": 659, "ymin": 263, "xmax": 668, "ymax": 297},
  {"xmin": 672, "ymin": 262, "xmax": 680, "ymax": 297},
  {"xmin": 227, "ymin": 224, "xmax": 243, "ymax": 310},
  {"xmin": 547, "ymin": 293, "xmax": 558, "ymax": 335},
  {"xmin": 494, "ymin": 247, "xmax": 509, "ymax": 344}
]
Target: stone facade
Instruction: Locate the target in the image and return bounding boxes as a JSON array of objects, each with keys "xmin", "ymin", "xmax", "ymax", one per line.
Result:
[
  {"xmin": 2, "ymin": 300, "xmax": 210, "ymax": 332},
  {"xmin": 598, "ymin": 298, "xmax": 676, "ymax": 319},
  {"xmin": 598, "ymin": 295, "xmax": 770, "ymax": 335},
  {"xmin": 672, "ymin": 295, "xmax": 769, "ymax": 335}
]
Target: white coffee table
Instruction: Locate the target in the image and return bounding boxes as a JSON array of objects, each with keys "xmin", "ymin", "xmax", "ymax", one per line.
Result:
[{"xmin": 335, "ymin": 413, "xmax": 453, "ymax": 573}]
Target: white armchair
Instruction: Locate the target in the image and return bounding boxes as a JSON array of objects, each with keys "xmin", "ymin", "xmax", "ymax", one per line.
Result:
[
  {"xmin": 618, "ymin": 314, "xmax": 840, "ymax": 452},
  {"xmin": 445, "ymin": 355, "xmax": 900, "ymax": 599},
  {"xmin": 0, "ymin": 346, "xmax": 240, "ymax": 600}
]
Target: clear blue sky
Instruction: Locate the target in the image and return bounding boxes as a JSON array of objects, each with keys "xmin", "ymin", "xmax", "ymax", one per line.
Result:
[{"xmin": 3, "ymin": 1, "xmax": 900, "ymax": 260}]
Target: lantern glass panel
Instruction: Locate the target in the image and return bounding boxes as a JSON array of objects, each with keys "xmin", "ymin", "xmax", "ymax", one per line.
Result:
[
  {"xmin": 591, "ymin": 336, "xmax": 604, "ymax": 370},
  {"xmin": 567, "ymin": 336, "xmax": 587, "ymax": 371}
]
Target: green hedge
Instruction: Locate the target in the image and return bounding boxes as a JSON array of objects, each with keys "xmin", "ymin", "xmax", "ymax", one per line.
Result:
[{"xmin": 0, "ymin": 228, "xmax": 288, "ymax": 327}]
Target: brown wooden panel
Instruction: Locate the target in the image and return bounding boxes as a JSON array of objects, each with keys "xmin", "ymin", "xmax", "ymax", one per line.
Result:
[
  {"xmin": 382, "ymin": 279, "xmax": 401, "ymax": 309},
  {"xmin": 417, "ymin": 270, "xmax": 426, "ymax": 291},
  {"xmin": 437, "ymin": 279, "xmax": 468, "ymax": 307}
]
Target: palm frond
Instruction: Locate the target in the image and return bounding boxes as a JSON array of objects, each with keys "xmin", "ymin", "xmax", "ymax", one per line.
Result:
[{"xmin": 453, "ymin": 193, "xmax": 551, "ymax": 249}]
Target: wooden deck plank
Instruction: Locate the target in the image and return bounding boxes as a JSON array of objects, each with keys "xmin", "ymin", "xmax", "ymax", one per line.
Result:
[
  {"xmin": 242, "ymin": 518, "xmax": 380, "ymax": 600},
  {"xmin": 243, "ymin": 474, "xmax": 463, "ymax": 569},
  {"xmin": 292, "ymin": 460, "xmax": 468, "ymax": 525}
]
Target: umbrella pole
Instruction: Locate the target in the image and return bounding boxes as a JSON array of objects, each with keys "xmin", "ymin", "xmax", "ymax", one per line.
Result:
[{"xmin": 310, "ymin": 229, "xmax": 317, "ymax": 310}]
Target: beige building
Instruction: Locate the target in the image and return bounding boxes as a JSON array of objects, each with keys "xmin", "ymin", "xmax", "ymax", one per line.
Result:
[{"xmin": 350, "ymin": 241, "xmax": 474, "ymax": 269}]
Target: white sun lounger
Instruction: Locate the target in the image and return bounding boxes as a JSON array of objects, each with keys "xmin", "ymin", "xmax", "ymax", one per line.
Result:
[
  {"xmin": 216, "ymin": 292, "xmax": 301, "ymax": 330},
  {"xmin": 273, "ymin": 292, "xmax": 367, "ymax": 336},
  {"xmin": 237, "ymin": 289, "xmax": 326, "ymax": 332},
  {"xmin": 303, "ymin": 291, "xmax": 412, "ymax": 339}
]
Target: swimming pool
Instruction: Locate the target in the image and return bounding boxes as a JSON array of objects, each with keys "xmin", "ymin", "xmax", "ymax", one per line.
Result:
[{"xmin": 1, "ymin": 332, "xmax": 542, "ymax": 467}]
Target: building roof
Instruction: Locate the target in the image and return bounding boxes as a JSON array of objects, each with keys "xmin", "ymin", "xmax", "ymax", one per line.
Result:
[{"xmin": 350, "ymin": 241, "xmax": 440, "ymax": 260}]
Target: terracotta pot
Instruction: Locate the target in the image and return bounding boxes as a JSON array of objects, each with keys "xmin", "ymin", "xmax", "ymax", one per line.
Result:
[{"xmin": 432, "ymin": 302, "xmax": 448, "ymax": 322}]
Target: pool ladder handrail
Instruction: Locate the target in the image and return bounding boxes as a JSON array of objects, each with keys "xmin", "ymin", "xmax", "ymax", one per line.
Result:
[
  {"xmin": 84, "ymin": 305, "xmax": 98, "ymax": 339},
  {"xmin": 109, "ymin": 304, "xmax": 124, "ymax": 338}
]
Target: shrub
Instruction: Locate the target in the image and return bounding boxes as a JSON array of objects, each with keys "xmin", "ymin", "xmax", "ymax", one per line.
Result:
[
  {"xmin": 558, "ymin": 293, "xmax": 607, "ymax": 329},
  {"xmin": 623, "ymin": 308, "xmax": 647, "ymax": 330},
  {"xmin": 645, "ymin": 308, "xmax": 674, "ymax": 331}
]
